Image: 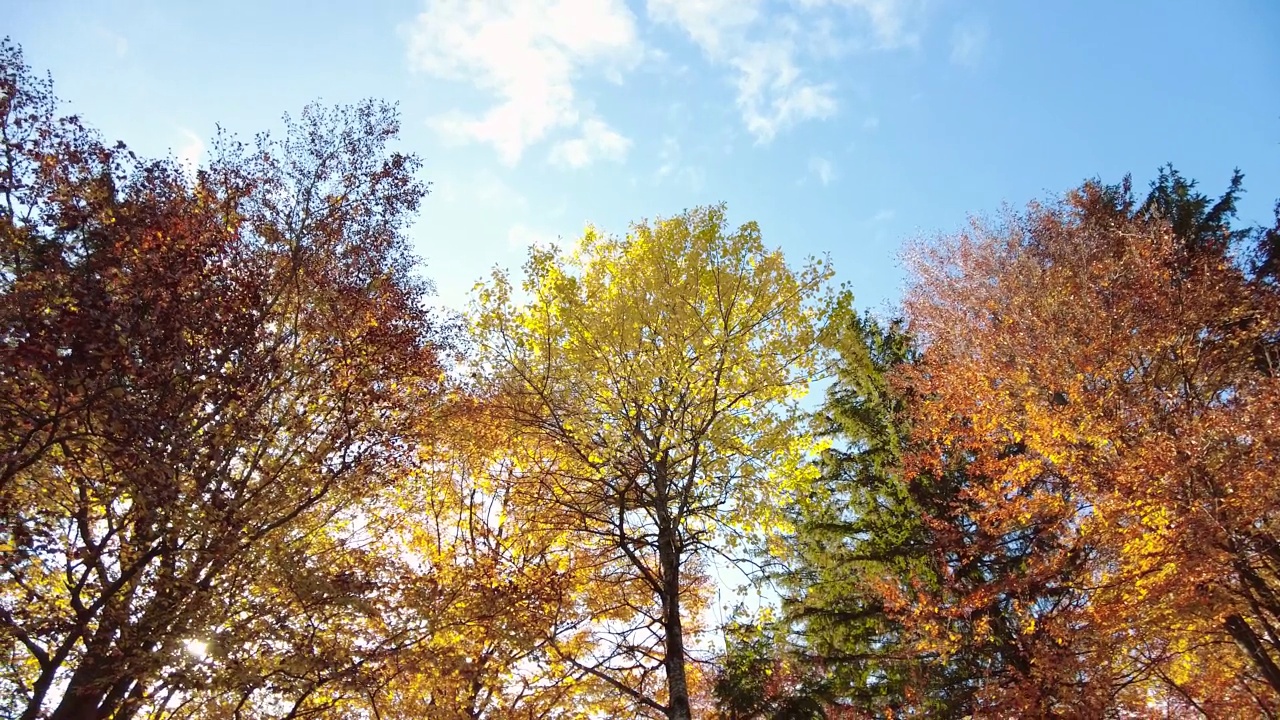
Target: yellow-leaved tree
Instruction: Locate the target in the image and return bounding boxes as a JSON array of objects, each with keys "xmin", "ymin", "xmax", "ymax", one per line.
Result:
[{"xmin": 471, "ymin": 205, "xmax": 832, "ymax": 719}]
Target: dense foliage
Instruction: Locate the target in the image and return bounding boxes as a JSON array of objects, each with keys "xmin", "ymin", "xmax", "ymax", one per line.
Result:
[
  {"xmin": 781, "ymin": 170, "xmax": 1280, "ymax": 718},
  {"xmin": 3, "ymin": 38, "xmax": 1279, "ymax": 719}
]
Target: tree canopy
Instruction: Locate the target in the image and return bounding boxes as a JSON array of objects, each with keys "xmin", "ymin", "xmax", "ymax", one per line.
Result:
[
  {"xmin": 781, "ymin": 170, "xmax": 1280, "ymax": 718},
  {"xmin": 4, "ymin": 36, "xmax": 1280, "ymax": 720},
  {"xmin": 471, "ymin": 206, "xmax": 832, "ymax": 719}
]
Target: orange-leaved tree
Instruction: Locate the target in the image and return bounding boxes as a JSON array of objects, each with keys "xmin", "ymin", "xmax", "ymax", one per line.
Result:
[
  {"xmin": 0, "ymin": 40, "xmax": 454, "ymax": 719},
  {"xmin": 897, "ymin": 180, "xmax": 1280, "ymax": 715}
]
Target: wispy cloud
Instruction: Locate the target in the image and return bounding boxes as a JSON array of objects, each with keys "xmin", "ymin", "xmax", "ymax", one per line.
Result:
[
  {"xmin": 649, "ymin": 0, "xmax": 762, "ymax": 57},
  {"xmin": 648, "ymin": 0, "xmax": 828, "ymax": 143},
  {"xmin": 647, "ymin": 0, "xmax": 921, "ymax": 143},
  {"xmin": 731, "ymin": 43, "xmax": 837, "ymax": 142},
  {"xmin": 801, "ymin": 0, "xmax": 923, "ymax": 50},
  {"xmin": 176, "ymin": 129, "xmax": 204, "ymax": 180},
  {"xmin": 809, "ymin": 156, "xmax": 836, "ymax": 186},
  {"xmin": 507, "ymin": 223, "xmax": 561, "ymax": 250},
  {"xmin": 653, "ymin": 136, "xmax": 706, "ymax": 190},
  {"xmin": 472, "ymin": 170, "xmax": 528, "ymax": 209},
  {"xmin": 950, "ymin": 21, "xmax": 989, "ymax": 67},
  {"xmin": 549, "ymin": 118, "xmax": 631, "ymax": 168},
  {"xmin": 95, "ymin": 27, "xmax": 129, "ymax": 57},
  {"xmin": 404, "ymin": 0, "xmax": 640, "ymax": 166},
  {"xmin": 436, "ymin": 169, "xmax": 529, "ymax": 208},
  {"xmin": 656, "ymin": 135, "xmax": 682, "ymax": 180}
]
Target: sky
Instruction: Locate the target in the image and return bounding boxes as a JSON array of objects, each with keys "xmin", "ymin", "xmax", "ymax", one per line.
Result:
[{"xmin": 8, "ymin": 0, "xmax": 1280, "ymax": 316}]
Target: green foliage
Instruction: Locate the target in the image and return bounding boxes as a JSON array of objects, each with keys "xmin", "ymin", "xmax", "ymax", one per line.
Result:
[
  {"xmin": 1140, "ymin": 164, "xmax": 1248, "ymax": 253},
  {"xmin": 782, "ymin": 310, "xmax": 994, "ymax": 717},
  {"xmin": 713, "ymin": 620, "xmax": 825, "ymax": 720}
]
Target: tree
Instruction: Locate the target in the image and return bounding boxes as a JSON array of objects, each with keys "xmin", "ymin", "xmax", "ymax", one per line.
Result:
[
  {"xmin": 784, "ymin": 309, "xmax": 1058, "ymax": 718},
  {"xmin": 780, "ymin": 166, "xmax": 1280, "ymax": 717},
  {"xmin": 898, "ymin": 179, "xmax": 1280, "ymax": 714},
  {"xmin": 782, "ymin": 312, "xmax": 933, "ymax": 716},
  {"xmin": 0, "ymin": 40, "xmax": 453, "ymax": 719},
  {"xmin": 1132, "ymin": 164, "xmax": 1248, "ymax": 258},
  {"xmin": 471, "ymin": 205, "xmax": 831, "ymax": 719}
]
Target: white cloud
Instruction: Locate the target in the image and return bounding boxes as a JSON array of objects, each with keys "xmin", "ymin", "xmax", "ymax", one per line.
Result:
[
  {"xmin": 950, "ymin": 21, "xmax": 988, "ymax": 67},
  {"xmin": 549, "ymin": 117, "xmax": 631, "ymax": 168},
  {"xmin": 471, "ymin": 170, "xmax": 529, "ymax": 209},
  {"xmin": 435, "ymin": 169, "xmax": 529, "ymax": 208},
  {"xmin": 731, "ymin": 41, "xmax": 837, "ymax": 142},
  {"xmin": 405, "ymin": 0, "xmax": 640, "ymax": 165},
  {"xmin": 648, "ymin": 0, "xmax": 919, "ymax": 143},
  {"xmin": 799, "ymin": 0, "xmax": 922, "ymax": 50},
  {"xmin": 648, "ymin": 0, "xmax": 763, "ymax": 56},
  {"xmin": 863, "ymin": 115, "xmax": 880, "ymax": 130},
  {"xmin": 507, "ymin": 223, "xmax": 561, "ymax": 250},
  {"xmin": 656, "ymin": 136, "xmax": 681, "ymax": 179},
  {"xmin": 653, "ymin": 136, "xmax": 705, "ymax": 190},
  {"xmin": 96, "ymin": 27, "xmax": 129, "ymax": 57},
  {"xmin": 809, "ymin": 156, "xmax": 836, "ymax": 186},
  {"xmin": 176, "ymin": 129, "xmax": 204, "ymax": 180}
]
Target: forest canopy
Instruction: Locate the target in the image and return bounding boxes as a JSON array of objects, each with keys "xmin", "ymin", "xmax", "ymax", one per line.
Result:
[{"xmin": 3, "ymin": 38, "xmax": 1280, "ymax": 719}]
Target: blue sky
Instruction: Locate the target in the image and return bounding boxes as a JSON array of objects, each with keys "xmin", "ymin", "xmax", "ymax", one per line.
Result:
[{"xmin": 10, "ymin": 0, "xmax": 1280, "ymax": 315}]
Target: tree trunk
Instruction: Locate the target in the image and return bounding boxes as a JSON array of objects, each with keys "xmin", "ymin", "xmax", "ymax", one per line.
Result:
[
  {"xmin": 48, "ymin": 683, "xmax": 106, "ymax": 720},
  {"xmin": 1225, "ymin": 613, "xmax": 1280, "ymax": 695},
  {"xmin": 658, "ymin": 520, "xmax": 692, "ymax": 720},
  {"xmin": 48, "ymin": 663, "xmax": 115, "ymax": 720},
  {"xmin": 45, "ymin": 624, "xmax": 121, "ymax": 720}
]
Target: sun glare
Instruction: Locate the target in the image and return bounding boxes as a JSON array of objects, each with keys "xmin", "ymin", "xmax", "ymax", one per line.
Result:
[{"xmin": 184, "ymin": 639, "xmax": 208, "ymax": 660}]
